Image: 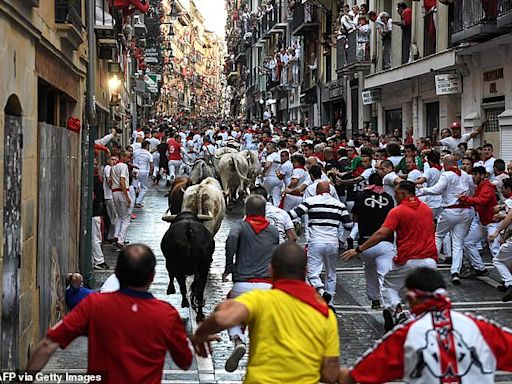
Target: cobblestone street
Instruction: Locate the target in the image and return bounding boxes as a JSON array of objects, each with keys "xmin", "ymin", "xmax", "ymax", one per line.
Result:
[{"xmin": 46, "ymin": 182, "xmax": 512, "ymax": 383}]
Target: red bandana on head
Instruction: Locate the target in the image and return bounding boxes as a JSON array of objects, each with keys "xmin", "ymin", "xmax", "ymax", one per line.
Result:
[
  {"xmin": 273, "ymin": 279, "xmax": 329, "ymax": 317},
  {"xmin": 244, "ymin": 215, "xmax": 269, "ymax": 234}
]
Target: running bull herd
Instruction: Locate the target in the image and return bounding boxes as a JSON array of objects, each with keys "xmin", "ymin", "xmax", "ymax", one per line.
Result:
[{"xmin": 160, "ymin": 147, "xmax": 261, "ymax": 322}]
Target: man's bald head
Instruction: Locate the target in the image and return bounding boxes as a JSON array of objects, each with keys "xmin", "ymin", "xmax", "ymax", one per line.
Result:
[
  {"xmin": 442, "ymin": 154, "xmax": 457, "ymax": 168},
  {"xmin": 316, "ymin": 181, "xmax": 330, "ymax": 195},
  {"xmin": 306, "ymin": 156, "xmax": 319, "ymax": 168},
  {"xmin": 271, "ymin": 242, "xmax": 307, "ymax": 281},
  {"xmin": 116, "ymin": 244, "xmax": 156, "ymax": 288}
]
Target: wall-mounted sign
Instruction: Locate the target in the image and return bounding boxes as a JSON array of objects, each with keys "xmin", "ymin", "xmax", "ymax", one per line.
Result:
[
  {"xmin": 483, "ymin": 68, "xmax": 504, "ymax": 98},
  {"xmin": 435, "ymin": 74, "xmax": 462, "ymax": 95},
  {"xmin": 362, "ymin": 89, "xmax": 381, "ymax": 105}
]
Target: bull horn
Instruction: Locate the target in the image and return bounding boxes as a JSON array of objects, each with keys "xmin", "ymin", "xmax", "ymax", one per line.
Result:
[
  {"xmin": 197, "ymin": 213, "xmax": 213, "ymax": 221},
  {"xmin": 181, "ymin": 187, "xmax": 186, "ymax": 193},
  {"xmin": 162, "ymin": 210, "xmax": 177, "ymax": 222}
]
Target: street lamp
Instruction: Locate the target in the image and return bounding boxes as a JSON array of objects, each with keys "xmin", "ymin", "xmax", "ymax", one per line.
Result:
[{"xmin": 108, "ymin": 75, "xmax": 122, "ymax": 106}]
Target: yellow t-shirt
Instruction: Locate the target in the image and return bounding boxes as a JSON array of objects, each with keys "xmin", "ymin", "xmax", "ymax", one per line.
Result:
[{"xmin": 234, "ymin": 289, "xmax": 339, "ymax": 384}]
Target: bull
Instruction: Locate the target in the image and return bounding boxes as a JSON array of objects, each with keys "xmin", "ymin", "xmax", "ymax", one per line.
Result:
[
  {"xmin": 161, "ymin": 211, "xmax": 215, "ymax": 322},
  {"xmin": 166, "ymin": 176, "xmax": 192, "ymax": 214},
  {"xmin": 218, "ymin": 152, "xmax": 252, "ymax": 205},
  {"xmin": 212, "ymin": 147, "xmax": 238, "ymax": 176},
  {"xmin": 240, "ymin": 149, "xmax": 261, "ymax": 180},
  {"xmin": 182, "ymin": 177, "xmax": 226, "ymax": 235},
  {"xmin": 190, "ymin": 159, "xmax": 216, "ymax": 185}
]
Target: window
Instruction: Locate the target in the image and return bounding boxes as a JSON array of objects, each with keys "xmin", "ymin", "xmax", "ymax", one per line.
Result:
[
  {"xmin": 425, "ymin": 101, "xmax": 439, "ymax": 138},
  {"xmin": 385, "ymin": 108, "xmax": 402, "ymax": 135},
  {"xmin": 484, "ymin": 106, "xmax": 505, "ymax": 132}
]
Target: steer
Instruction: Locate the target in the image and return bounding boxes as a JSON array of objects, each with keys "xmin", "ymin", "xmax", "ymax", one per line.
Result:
[
  {"xmin": 218, "ymin": 152, "xmax": 252, "ymax": 205},
  {"xmin": 190, "ymin": 159, "xmax": 216, "ymax": 185},
  {"xmin": 240, "ymin": 149, "xmax": 261, "ymax": 180},
  {"xmin": 166, "ymin": 176, "xmax": 192, "ymax": 214},
  {"xmin": 161, "ymin": 211, "xmax": 215, "ymax": 322},
  {"xmin": 182, "ymin": 177, "xmax": 226, "ymax": 235}
]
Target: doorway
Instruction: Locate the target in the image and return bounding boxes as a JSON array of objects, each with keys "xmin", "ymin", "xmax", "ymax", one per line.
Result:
[{"xmin": 2, "ymin": 95, "xmax": 23, "ymax": 369}]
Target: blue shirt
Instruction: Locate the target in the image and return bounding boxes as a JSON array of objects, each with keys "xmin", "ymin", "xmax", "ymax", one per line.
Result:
[{"xmin": 66, "ymin": 285, "xmax": 95, "ymax": 309}]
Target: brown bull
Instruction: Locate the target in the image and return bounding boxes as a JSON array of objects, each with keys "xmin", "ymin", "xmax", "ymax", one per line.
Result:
[{"xmin": 167, "ymin": 176, "xmax": 192, "ymax": 214}]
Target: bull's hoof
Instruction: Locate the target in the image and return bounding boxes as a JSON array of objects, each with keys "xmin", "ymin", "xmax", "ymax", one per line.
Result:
[
  {"xmin": 181, "ymin": 298, "xmax": 190, "ymax": 308},
  {"xmin": 167, "ymin": 283, "xmax": 176, "ymax": 295},
  {"xmin": 196, "ymin": 313, "xmax": 205, "ymax": 323}
]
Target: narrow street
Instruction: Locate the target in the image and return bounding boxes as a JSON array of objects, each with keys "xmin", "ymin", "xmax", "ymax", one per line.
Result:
[{"xmin": 45, "ymin": 181, "xmax": 512, "ymax": 383}]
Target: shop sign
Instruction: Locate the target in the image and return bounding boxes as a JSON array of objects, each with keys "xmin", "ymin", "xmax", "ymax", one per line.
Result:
[
  {"xmin": 435, "ymin": 74, "xmax": 462, "ymax": 95},
  {"xmin": 362, "ymin": 89, "xmax": 381, "ymax": 105},
  {"xmin": 329, "ymin": 79, "xmax": 344, "ymax": 100}
]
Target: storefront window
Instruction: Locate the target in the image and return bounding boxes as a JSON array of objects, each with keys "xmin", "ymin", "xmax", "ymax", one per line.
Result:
[
  {"xmin": 385, "ymin": 108, "xmax": 402, "ymax": 135},
  {"xmin": 425, "ymin": 101, "xmax": 439, "ymax": 138}
]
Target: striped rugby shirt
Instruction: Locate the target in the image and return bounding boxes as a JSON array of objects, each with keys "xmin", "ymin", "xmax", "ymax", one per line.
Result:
[{"xmin": 289, "ymin": 193, "xmax": 352, "ymax": 244}]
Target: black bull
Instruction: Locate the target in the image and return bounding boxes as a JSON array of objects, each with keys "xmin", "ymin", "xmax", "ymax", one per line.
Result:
[{"xmin": 160, "ymin": 212, "xmax": 215, "ymax": 322}]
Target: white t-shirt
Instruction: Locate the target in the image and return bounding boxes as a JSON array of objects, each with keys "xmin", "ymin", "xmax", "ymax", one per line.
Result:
[
  {"xmin": 290, "ymin": 168, "xmax": 309, "ymax": 186},
  {"xmin": 130, "ymin": 142, "xmax": 142, "ymax": 151},
  {"xmin": 265, "ymin": 152, "xmax": 281, "ymax": 178},
  {"xmin": 407, "ymin": 169, "xmax": 423, "ymax": 183},
  {"xmin": 383, "ymin": 171, "xmax": 398, "ymax": 198},
  {"xmin": 421, "ymin": 167, "xmax": 442, "ymax": 209},
  {"xmin": 103, "ymin": 165, "xmax": 113, "ymax": 200},
  {"xmin": 265, "ymin": 202, "xmax": 294, "ymax": 244},
  {"xmin": 111, "ymin": 162, "xmax": 130, "ymax": 189},
  {"xmin": 100, "ymin": 274, "xmax": 120, "ymax": 292},
  {"xmin": 303, "ymin": 180, "xmax": 339, "ymax": 200},
  {"xmin": 133, "ymin": 149, "xmax": 154, "ymax": 173},
  {"xmin": 278, "ymin": 160, "xmax": 293, "ymax": 186},
  {"xmin": 440, "ymin": 133, "xmax": 471, "ymax": 152},
  {"xmin": 388, "ymin": 156, "xmax": 403, "ymax": 168}
]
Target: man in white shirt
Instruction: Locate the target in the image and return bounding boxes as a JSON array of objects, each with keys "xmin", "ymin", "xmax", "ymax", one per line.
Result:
[
  {"xmin": 405, "ymin": 157, "xmax": 423, "ymax": 183},
  {"xmin": 262, "ymin": 142, "xmax": 283, "ymax": 206},
  {"xmin": 111, "ymin": 150, "xmax": 134, "ymax": 249},
  {"xmin": 436, "ymin": 121, "xmax": 486, "ymax": 152},
  {"xmin": 475, "ymin": 143, "xmax": 496, "ymax": 181},
  {"xmin": 378, "ymin": 159, "xmax": 400, "ymax": 201},
  {"xmin": 276, "ymin": 149, "xmax": 293, "ymax": 188},
  {"xmin": 133, "ymin": 141, "xmax": 154, "ymax": 208},
  {"xmin": 103, "ymin": 156, "xmax": 117, "ymax": 241},
  {"xmin": 417, "ymin": 155, "xmax": 473, "ymax": 284},
  {"xmin": 251, "ymin": 187, "xmax": 298, "ymax": 244}
]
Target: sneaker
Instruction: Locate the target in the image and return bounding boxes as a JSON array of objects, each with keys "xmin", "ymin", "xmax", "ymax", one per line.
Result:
[
  {"xmin": 451, "ymin": 273, "xmax": 461, "ymax": 285},
  {"xmin": 94, "ymin": 262, "xmax": 110, "ymax": 270},
  {"xmin": 473, "ymin": 268, "xmax": 489, "ymax": 277},
  {"xmin": 371, "ymin": 300, "xmax": 381, "ymax": 310},
  {"xmin": 502, "ymin": 286, "xmax": 512, "ymax": 302},
  {"xmin": 346, "ymin": 238, "xmax": 354, "ymax": 250},
  {"xmin": 134, "ymin": 203, "xmax": 142, "ymax": 208},
  {"xmin": 383, "ymin": 309, "xmax": 394, "ymax": 333},
  {"xmin": 497, "ymin": 284, "xmax": 507, "ymax": 292},
  {"xmin": 395, "ymin": 311, "xmax": 410, "ymax": 326},
  {"xmin": 459, "ymin": 266, "xmax": 475, "ymax": 279},
  {"xmin": 225, "ymin": 341, "xmax": 246, "ymax": 372},
  {"xmin": 322, "ymin": 291, "xmax": 332, "ymax": 306}
]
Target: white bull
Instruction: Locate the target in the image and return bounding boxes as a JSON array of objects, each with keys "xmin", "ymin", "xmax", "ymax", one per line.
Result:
[
  {"xmin": 217, "ymin": 152, "xmax": 254, "ymax": 205},
  {"xmin": 181, "ymin": 177, "xmax": 226, "ymax": 235},
  {"xmin": 239, "ymin": 149, "xmax": 261, "ymax": 180},
  {"xmin": 212, "ymin": 147, "xmax": 239, "ymax": 176}
]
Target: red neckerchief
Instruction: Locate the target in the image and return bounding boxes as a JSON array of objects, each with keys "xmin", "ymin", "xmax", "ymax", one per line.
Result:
[
  {"xmin": 273, "ymin": 279, "xmax": 329, "ymax": 317},
  {"xmin": 365, "ymin": 185, "xmax": 384, "ymax": 194},
  {"xmin": 445, "ymin": 166, "xmax": 461, "ymax": 176},
  {"xmin": 408, "ymin": 288, "xmax": 451, "ymax": 316},
  {"xmin": 244, "ymin": 215, "xmax": 269, "ymax": 234},
  {"xmin": 294, "ymin": 165, "xmax": 305, "ymax": 169},
  {"xmin": 408, "ymin": 163, "xmax": 418, "ymax": 171},
  {"xmin": 430, "ymin": 163, "xmax": 442, "ymax": 170}
]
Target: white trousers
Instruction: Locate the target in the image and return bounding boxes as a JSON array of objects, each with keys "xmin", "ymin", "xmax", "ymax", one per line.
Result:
[
  {"xmin": 283, "ymin": 194, "xmax": 302, "ymax": 211},
  {"xmin": 168, "ymin": 160, "xmax": 182, "ymax": 181},
  {"xmin": 307, "ymin": 243, "xmax": 338, "ymax": 304},
  {"xmin": 152, "ymin": 152, "xmax": 160, "ymax": 177},
  {"xmin": 465, "ymin": 221, "xmax": 500, "ymax": 270},
  {"xmin": 136, "ymin": 171, "xmax": 150, "ymax": 204},
  {"xmin": 435, "ymin": 209, "xmax": 471, "ymax": 274},
  {"xmin": 105, "ymin": 198, "xmax": 117, "ymax": 240},
  {"xmin": 227, "ymin": 282, "xmax": 272, "ymax": 343},
  {"xmin": 382, "ymin": 258, "xmax": 437, "ymax": 310},
  {"xmin": 92, "ymin": 216, "xmax": 105, "ymax": 265},
  {"xmin": 263, "ymin": 177, "xmax": 283, "ymax": 206},
  {"xmin": 360, "ymin": 242, "xmax": 395, "ymax": 301},
  {"xmin": 113, "ymin": 188, "xmax": 135, "ymax": 243},
  {"xmin": 494, "ymin": 240, "xmax": 512, "ymax": 288}
]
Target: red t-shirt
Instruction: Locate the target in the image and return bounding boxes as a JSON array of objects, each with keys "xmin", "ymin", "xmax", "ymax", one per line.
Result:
[
  {"xmin": 47, "ymin": 289, "xmax": 192, "ymax": 384},
  {"xmin": 402, "ymin": 8, "xmax": 412, "ymax": 27},
  {"xmin": 167, "ymin": 139, "xmax": 182, "ymax": 161},
  {"xmin": 382, "ymin": 196, "xmax": 437, "ymax": 264}
]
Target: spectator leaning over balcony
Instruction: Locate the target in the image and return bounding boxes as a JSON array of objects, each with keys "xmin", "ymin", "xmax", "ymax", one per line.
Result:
[
  {"xmin": 374, "ymin": 12, "xmax": 392, "ymax": 69},
  {"xmin": 394, "ymin": 2, "xmax": 412, "ymax": 63},
  {"xmin": 356, "ymin": 16, "xmax": 370, "ymax": 61}
]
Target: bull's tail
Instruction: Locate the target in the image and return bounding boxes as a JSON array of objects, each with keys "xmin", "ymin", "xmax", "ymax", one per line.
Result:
[
  {"xmin": 187, "ymin": 223, "xmax": 208, "ymax": 309},
  {"xmin": 231, "ymin": 156, "xmax": 250, "ymax": 182}
]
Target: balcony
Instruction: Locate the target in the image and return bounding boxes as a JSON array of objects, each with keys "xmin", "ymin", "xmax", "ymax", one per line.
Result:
[
  {"xmin": 336, "ymin": 38, "xmax": 346, "ymax": 71},
  {"xmin": 497, "ymin": 0, "xmax": 512, "ymax": 28},
  {"xmin": 336, "ymin": 31, "xmax": 371, "ymax": 74},
  {"xmin": 291, "ymin": 2, "xmax": 318, "ymax": 36},
  {"xmin": 452, "ymin": 0, "xmax": 498, "ymax": 44},
  {"xmin": 55, "ymin": 0, "xmax": 84, "ymax": 50},
  {"xmin": 268, "ymin": 1, "xmax": 288, "ymax": 34}
]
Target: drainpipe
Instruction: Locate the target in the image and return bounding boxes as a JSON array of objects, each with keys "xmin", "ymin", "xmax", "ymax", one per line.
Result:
[{"xmin": 83, "ymin": 0, "xmax": 97, "ymax": 287}]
